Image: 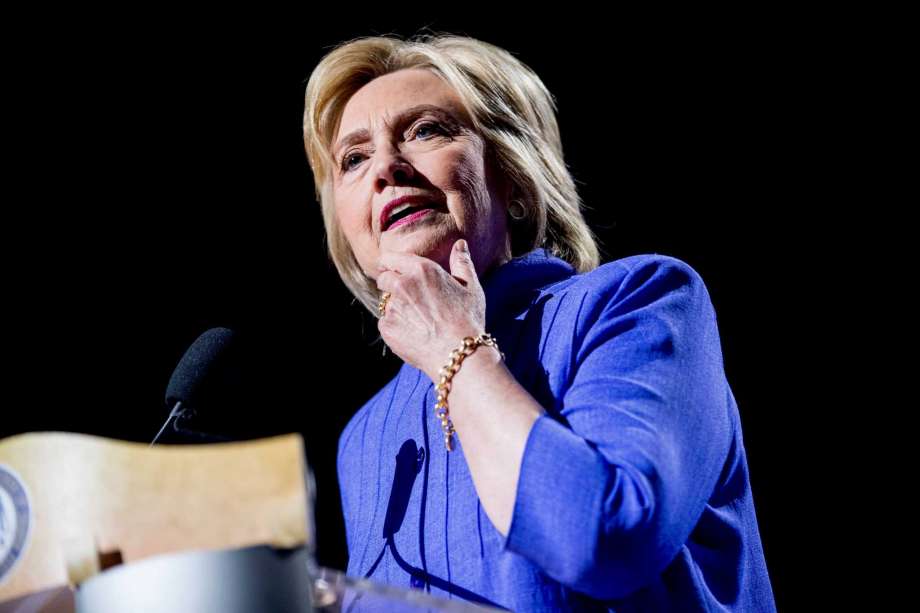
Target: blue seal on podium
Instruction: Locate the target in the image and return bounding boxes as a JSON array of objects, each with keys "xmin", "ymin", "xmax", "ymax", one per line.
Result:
[{"xmin": 0, "ymin": 464, "xmax": 31, "ymax": 584}]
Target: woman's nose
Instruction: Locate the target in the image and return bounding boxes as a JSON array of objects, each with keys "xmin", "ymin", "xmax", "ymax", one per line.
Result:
[{"xmin": 373, "ymin": 146, "xmax": 414, "ymax": 190}]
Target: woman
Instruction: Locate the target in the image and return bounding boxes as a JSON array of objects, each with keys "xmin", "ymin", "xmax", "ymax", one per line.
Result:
[{"xmin": 303, "ymin": 33, "xmax": 776, "ymax": 611}]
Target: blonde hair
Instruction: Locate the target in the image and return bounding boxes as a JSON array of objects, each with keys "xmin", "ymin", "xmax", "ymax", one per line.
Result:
[{"xmin": 303, "ymin": 32, "xmax": 601, "ymax": 316}]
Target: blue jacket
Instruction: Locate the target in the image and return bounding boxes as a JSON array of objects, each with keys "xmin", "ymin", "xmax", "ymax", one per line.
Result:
[{"xmin": 337, "ymin": 248, "xmax": 776, "ymax": 611}]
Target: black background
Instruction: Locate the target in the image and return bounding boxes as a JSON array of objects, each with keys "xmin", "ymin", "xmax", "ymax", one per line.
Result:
[{"xmin": 2, "ymin": 9, "xmax": 859, "ymax": 609}]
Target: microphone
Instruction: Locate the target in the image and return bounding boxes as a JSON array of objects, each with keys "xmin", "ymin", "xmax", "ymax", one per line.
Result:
[{"xmin": 151, "ymin": 327, "xmax": 239, "ymax": 446}]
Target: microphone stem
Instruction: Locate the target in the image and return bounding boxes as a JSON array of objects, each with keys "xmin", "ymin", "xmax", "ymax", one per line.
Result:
[{"xmin": 150, "ymin": 400, "xmax": 185, "ymax": 447}]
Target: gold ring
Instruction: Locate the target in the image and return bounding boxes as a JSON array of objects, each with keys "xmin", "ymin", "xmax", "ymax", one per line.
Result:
[{"xmin": 377, "ymin": 292, "xmax": 391, "ymax": 317}]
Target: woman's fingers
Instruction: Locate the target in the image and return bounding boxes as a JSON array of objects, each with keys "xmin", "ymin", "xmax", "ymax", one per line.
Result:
[{"xmin": 375, "ymin": 269, "xmax": 401, "ymax": 293}]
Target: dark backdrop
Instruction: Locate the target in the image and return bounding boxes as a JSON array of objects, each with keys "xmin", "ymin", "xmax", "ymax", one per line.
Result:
[{"xmin": 3, "ymin": 11, "xmax": 843, "ymax": 609}]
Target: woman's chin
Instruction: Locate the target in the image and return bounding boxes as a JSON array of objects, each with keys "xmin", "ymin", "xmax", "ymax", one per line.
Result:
[{"xmin": 381, "ymin": 227, "xmax": 456, "ymax": 262}]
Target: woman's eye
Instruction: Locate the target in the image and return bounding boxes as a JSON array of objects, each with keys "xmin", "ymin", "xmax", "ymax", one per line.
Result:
[
  {"xmin": 413, "ymin": 122, "xmax": 444, "ymax": 140},
  {"xmin": 341, "ymin": 152, "xmax": 365, "ymax": 172}
]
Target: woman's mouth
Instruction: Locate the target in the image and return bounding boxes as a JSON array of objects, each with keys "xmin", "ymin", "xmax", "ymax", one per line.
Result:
[{"xmin": 384, "ymin": 206, "xmax": 438, "ymax": 232}]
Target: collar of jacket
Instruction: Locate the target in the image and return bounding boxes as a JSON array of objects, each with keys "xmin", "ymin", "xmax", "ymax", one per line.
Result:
[{"xmin": 479, "ymin": 247, "xmax": 576, "ymax": 330}]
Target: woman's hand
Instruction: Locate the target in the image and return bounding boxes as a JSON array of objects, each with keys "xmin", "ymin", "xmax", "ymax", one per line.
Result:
[{"xmin": 376, "ymin": 239, "xmax": 486, "ymax": 382}]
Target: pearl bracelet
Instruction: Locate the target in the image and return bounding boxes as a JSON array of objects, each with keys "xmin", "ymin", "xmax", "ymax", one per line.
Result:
[{"xmin": 434, "ymin": 333, "xmax": 505, "ymax": 452}]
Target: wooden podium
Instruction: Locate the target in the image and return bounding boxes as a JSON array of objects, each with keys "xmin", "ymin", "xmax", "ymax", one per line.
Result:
[{"xmin": 0, "ymin": 432, "xmax": 312, "ymax": 612}]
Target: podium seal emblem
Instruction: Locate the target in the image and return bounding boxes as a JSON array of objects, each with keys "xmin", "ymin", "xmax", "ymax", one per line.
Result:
[{"xmin": 0, "ymin": 464, "xmax": 31, "ymax": 584}]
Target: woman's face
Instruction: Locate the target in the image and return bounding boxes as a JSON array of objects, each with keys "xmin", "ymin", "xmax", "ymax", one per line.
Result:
[{"xmin": 331, "ymin": 68, "xmax": 512, "ymax": 279}]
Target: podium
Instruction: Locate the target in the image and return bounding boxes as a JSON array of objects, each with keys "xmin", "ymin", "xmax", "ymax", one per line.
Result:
[{"xmin": 0, "ymin": 433, "xmax": 504, "ymax": 612}]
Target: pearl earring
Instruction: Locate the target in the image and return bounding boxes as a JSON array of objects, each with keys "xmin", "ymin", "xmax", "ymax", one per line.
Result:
[{"xmin": 508, "ymin": 199, "xmax": 526, "ymax": 221}]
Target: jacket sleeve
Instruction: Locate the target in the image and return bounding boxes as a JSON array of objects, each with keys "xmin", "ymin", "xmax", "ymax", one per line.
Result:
[{"xmin": 500, "ymin": 255, "xmax": 734, "ymax": 600}]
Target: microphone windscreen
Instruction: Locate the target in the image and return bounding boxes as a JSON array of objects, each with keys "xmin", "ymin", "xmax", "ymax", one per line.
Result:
[{"xmin": 165, "ymin": 327, "xmax": 237, "ymax": 408}]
